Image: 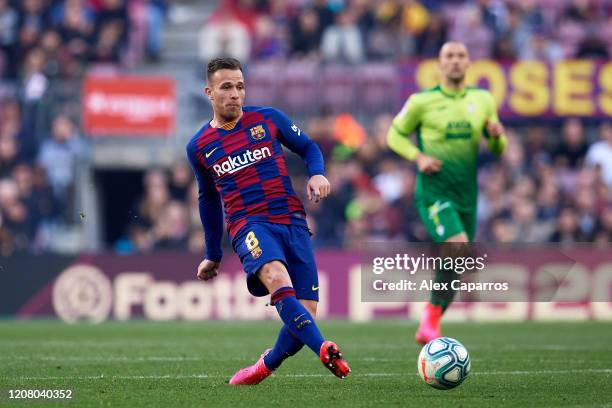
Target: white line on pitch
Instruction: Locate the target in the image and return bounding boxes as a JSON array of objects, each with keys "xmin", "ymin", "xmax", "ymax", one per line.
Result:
[
  {"xmin": 2, "ymin": 341, "xmax": 608, "ymax": 352},
  {"xmin": 0, "ymin": 356, "xmax": 203, "ymax": 362},
  {"xmin": 7, "ymin": 368, "xmax": 612, "ymax": 381}
]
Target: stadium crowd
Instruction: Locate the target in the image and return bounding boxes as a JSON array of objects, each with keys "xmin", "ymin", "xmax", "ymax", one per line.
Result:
[
  {"xmin": 201, "ymin": 0, "xmax": 612, "ymax": 63},
  {"xmin": 112, "ymin": 117, "xmax": 612, "ymax": 254},
  {"xmin": 0, "ymin": 0, "xmax": 168, "ymax": 80},
  {"xmin": 0, "ymin": 0, "xmax": 167, "ymax": 255},
  {"xmin": 1, "ymin": 0, "xmax": 611, "ymax": 255},
  {"xmin": 0, "ymin": 101, "xmax": 87, "ymax": 255}
]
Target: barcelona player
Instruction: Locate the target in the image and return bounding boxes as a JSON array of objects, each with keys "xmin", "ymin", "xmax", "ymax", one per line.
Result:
[
  {"xmin": 186, "ymin": 58, "xmax": 350, "ymax": 385},
  {"xmin": 387, "ymin": 42, "xmax": 507, "ymax": 344}
]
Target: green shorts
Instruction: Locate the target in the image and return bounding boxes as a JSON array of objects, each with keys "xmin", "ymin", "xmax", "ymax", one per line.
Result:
[{"xmin": 416, "ymin": 199, "xmax": 476, "ymax": 243}]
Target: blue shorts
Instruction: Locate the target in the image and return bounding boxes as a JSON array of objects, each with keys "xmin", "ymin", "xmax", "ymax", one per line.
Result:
[{"xmin": 231, "ymin": 223, "xmax": 319, "ymax": 301}]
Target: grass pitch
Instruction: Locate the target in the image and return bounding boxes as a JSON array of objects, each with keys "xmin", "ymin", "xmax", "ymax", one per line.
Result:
[{"xmin": 0, "ymin": 320, "xmax": 611, "ymax": 407}]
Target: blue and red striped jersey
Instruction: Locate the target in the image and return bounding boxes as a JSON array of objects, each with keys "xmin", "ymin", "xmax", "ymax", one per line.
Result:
[{"xmin": 186, "ymin": 106, "xmax": 325, "ymax": 261}]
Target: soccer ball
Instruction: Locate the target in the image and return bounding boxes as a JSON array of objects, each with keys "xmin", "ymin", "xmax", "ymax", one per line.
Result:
[{"xmin": 417, "ymin": 337, "xmax": 471, "ymax": 390}]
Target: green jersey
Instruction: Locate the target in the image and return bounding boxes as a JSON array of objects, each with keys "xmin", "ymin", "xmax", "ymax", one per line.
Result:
[{"xmin": 387, "ymin": 84, "xmax": 506, "ymax": 211}]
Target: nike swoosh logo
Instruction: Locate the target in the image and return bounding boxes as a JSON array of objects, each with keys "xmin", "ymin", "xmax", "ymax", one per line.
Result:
[
  {"xmin": 205, "ymin": 147, "xmax": 218, "ymax": 158},
  {"xmin": 294, "ymin": 313, "xmax": 305, "ymax": 322},
  {"xmin": 312, "ymin": 285, "xmax": 319, "ymax": 291}
]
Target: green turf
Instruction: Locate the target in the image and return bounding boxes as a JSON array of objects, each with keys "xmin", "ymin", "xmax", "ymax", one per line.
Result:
[{"xmin": 0, "ymin": 320, "xmax": 611, "ymax": 407}]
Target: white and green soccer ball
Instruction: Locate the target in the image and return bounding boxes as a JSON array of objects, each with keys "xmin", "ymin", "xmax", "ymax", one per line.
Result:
[{"xmin": 417, "ymin": 337, "xmax": 471, "ymax": 390}]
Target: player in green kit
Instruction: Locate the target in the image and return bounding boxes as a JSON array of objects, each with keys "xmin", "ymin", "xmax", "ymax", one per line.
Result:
[{"xmin": 386, "ymin": 42, "xmax": 507, "ymax": 344}]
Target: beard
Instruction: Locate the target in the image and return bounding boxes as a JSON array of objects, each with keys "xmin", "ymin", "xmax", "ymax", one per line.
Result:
[{"xmin": 217, "ymin": 104, "xmax": 242, "ymax": 123}]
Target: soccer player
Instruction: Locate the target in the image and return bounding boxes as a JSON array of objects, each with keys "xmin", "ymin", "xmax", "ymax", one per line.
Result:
[
  {"xmin": 386, "ymin": 42, "xmax": 507, "ymax": 344},
  {"xmin": 186, "ymin": 57, "xmax": 350, "ymax": 385}
]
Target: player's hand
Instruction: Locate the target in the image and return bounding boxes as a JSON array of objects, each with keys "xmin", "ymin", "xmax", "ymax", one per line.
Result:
[
  {"xmin": 197, "ymin": 259, "xmax": 220, "ymax": 281},
  {"xmin": 307, "ymin": 175, "xmax": 331, "ymax": 203},
  {"xmin": 415, "ymin": 153, "xmax": 442, "ymax": 175},
  {"xmin": 485, "ymin": 120, "xmax": 504, "ymax": 139}
]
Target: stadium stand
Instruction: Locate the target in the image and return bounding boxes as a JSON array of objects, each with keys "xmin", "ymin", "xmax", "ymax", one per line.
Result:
[{"xmin": 0, "ymin": 0, "xmax": 610, "ymax": 256}]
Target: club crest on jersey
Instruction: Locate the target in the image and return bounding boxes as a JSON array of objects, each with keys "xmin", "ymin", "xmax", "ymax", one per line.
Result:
[{"xmin": 249, "ymin": 125, "xmax": 266, "ymax": 140}]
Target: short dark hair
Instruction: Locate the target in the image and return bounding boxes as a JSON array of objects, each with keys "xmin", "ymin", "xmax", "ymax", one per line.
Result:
[{"xmin": 207, "ymin": 57, "xmax": 243, "ymax": 81}]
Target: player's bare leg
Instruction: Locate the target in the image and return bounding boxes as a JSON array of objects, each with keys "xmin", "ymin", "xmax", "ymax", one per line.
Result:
[{"xmin": 416, "ymin": 232, "xmax": 469, "ymax": 345}]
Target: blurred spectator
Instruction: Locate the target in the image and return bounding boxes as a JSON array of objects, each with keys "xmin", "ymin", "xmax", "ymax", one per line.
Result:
[
  {"xmin": 57, "ymin": 0, "xmax": 93, "ymax": 64},
  {"xmin": 0, "ymin": 178, "xmax": 29, "ymax": 251},
  {"xmin": 576, "ymin": 32, "xmax": 609, "ymax": 59},
  {"xmin": 0, "ymin": 135, "xmax": 19, "ymax": 178},
  {"xmin": 536, "ymin": 183, "xmax": 561, "ymax": 222},
  {"xmin": 415, "ymin": 11, "xmax": 447, "ymax": 57},
  {"xmin": 321, "ymin": 9, "xmax": 364, "ymax": 63},
  {"xmin": 494, "ymin": 4, "xmax": 531, "ymax": 60},
  {"xmin": 475, "ymin": 0, "xmax": 508, "ymax": 35},
  {"xmin": 21, "ymin": 47, "xmax": 49, "ymax": 102},
  {"xmin": 491, "ymin": 32, "xmax": 516, "ymax": 60},
  {"xmin": 207, "ymin": 0, "xmax": 611, "ymax": 63},
  {"xmin": 553, "ymin": 118, "xmax": 588, "ymax": 169},
  {"xmin": 39, "ymin": 29, "xmax": 63, "ymax": 78},
  {"xmin": 576, "ymin": 200, "xmax": 597, "ymax": 239},
  {"xmin": 508, "ymin": 199, "xmax": 553, "ymax": 243},
  {"xmin": 516, "ymin": 0, "xmax": 544, "ymax": 31},
  {"xmin": 550, "ymin": 207, "xmax": 587, "ymax": 244},
  {"xmin": 564, "ymin": 0, "xmax": 597, "ymax": 23},
  {"xmin": 145, "ymin": 0, "xmax": 168, "ymax": 62},
  {"xmin": 37, "ymin": 114, "xmax": 87, "ymax": 212},
  {"xmin": 524, "ymin": 126, "xmax": 552, "ymax": 170},
  {"xmin": 153, "ymin": 200, "xmax": 189, "ymax": 250},
  {"xmin": 311, "ymin": 0, "xmax": 335, "ymax": 31},
  {"xmin": 135, "ymin": 168, "xmax": 170, "ymax": 226},
  {"xmin": 593, "ymin": 206, "xmax": 612, "ymax": 244},
  {"xmin": 490, "ymin": 216, "xmax": 517, "ymax": 243},
  {"xmin": 90, "ymin": 19, "xmax": 123, "ymax": 62},
  {"xmin": 449, "ymin": 5, "xmax": 493, "ymax": 60},
  {"xmin": 199, "ymin": 9, "xmax": 250, "ymax": 62},
  {"xmin": 252, "ymin": 15, "xmax": 285, "ymax": 60},
  {"xmin": 585, "ymin": 122, "xmax": 612, "ymax": 187},
  {"xmin": 169, "ymin": 162, "xmax": 192, "ymax": 201},
  {"xmin": 114, "ymin": 220, "xmax": 154, "ymax": 254},
  {"xmin": 17, "ymin": 0, "xmax": 50, "ymax": 55},
  {"xmin": 0, "ymin": 0, "xmax": 19, "ymax": 78},
  {"xmin": 289, "ymin": 8, "xmax": 322, "ymax": 58},
  {"xmin": 93, "ymin": 0, "xmax": 129, "ymax": 57}
]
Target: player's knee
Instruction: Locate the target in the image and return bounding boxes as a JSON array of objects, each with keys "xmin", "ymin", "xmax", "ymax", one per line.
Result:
[
  {"xmin": 442, "ymin": 233, "xmax": 470, "ymax": 258},
  {"xmin": 258, "ymin": 261, "xmax": 292, "ymax": 292},
  {"xmin": 300, "ymin": 300, "xmax": 317, "ymax": 318}
]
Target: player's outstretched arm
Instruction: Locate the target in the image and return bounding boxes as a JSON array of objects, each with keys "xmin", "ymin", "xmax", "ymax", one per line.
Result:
[{"xmin": 186, "ymin": 140, "xmax": 224, "ymax": 280}]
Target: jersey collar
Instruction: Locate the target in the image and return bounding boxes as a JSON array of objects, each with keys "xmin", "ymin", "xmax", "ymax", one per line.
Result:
[{"xmin": 439, "ymin": 84, "xmax": 467, "ymax": 99}]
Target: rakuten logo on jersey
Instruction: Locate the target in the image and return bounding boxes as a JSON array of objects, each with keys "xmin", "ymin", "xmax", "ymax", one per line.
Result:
[{"xmin": 213, "ymin": 146, "xmax": 272, "ymax": 176}]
